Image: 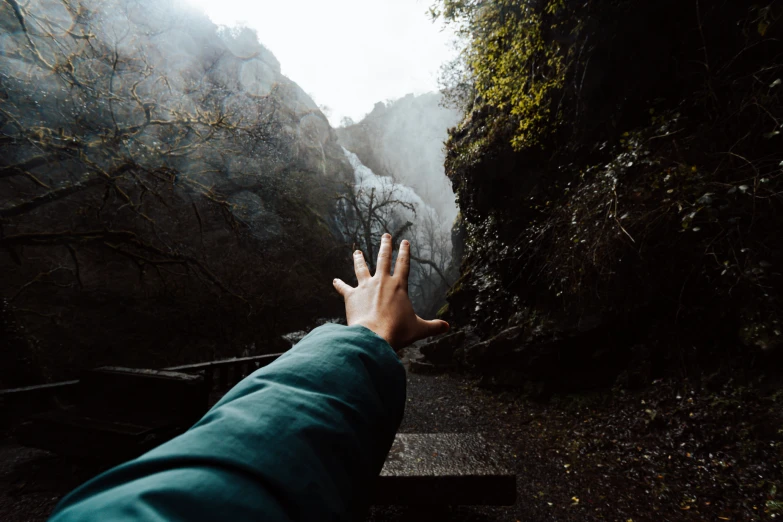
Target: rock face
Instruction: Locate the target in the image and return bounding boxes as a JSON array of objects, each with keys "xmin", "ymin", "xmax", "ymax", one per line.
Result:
[
  {"xmin": 442, "ymin": 0, "xmax": 783, "ymax": 389},
  {"xmin": 0, "ymin": 0, "xmax": 353, "ymax": 382},
  {"xmin": 336, "ymin": 93, "xmax": 462, "ymax": 224}
]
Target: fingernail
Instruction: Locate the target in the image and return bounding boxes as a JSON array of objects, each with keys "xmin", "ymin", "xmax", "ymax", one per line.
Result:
[
  {"xmin": 383, "ymin": 233, "xmax": 391, "ymax": 240},
  {"xmin": 354, "ymin": 250, "xmax": 362, "ymax": 256},
  {"xmin": 333, "ymin": 279, "xmax": 337, "ymax": 284},
  {"xmin": 402, "ymin": 240, "xmax": 409, "ymax": 246}
]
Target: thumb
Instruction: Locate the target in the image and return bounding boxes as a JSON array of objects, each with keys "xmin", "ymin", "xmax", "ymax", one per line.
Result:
[
  {"xmin": 332, "ymin": 278, "xmax": 353, "ymax": 298},
  {"xmin": 414, "ymin": 316, "xmax": 450, "ymax": 341}
]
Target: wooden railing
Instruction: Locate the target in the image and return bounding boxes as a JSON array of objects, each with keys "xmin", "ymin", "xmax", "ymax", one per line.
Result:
[
  {"xmin": 0, "ymin": 353, "xmax": 285, "ymax": 419},
  {"xmin": 0, "ymin": 380, "xmax": 80, "ymax": 422},
  {"xmin": 0, "ymin": 380, "xmax": 80, "ymax": 398},
  {"xmin": 165, "ymin": 353, "xmax": 284, "ymax": 393},
  {"xmin": 0, "ymin": 380, "xmax": 81, "ymax": 413}
]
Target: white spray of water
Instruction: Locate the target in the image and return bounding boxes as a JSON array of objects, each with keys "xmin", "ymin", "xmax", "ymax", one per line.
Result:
[
  {"xmin": 340, "ymin": 146, "xmax": 453, "ymax": 273},
  {"xmin": 342, "ymin": 146, "xmax": 429, "ymax": 223},
  {"xmin": 336, "ymin": 93, "xmax": 461, "ymax": 226}
]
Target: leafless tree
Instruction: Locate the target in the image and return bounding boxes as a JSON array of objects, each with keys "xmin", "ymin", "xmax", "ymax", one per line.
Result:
[
  {"xmin": 335, "ymin": 179, "xmax": 415, "ymax": 273},
  {"xmin": 335, "ymin": 180, "xmax": 452, "ymax": 316},
  {"xmin": 409, "ymin": 208, "xmax": 452, "ymax": 317}
]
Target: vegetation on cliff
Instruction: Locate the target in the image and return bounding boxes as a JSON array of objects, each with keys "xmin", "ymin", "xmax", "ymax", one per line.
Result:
[
  {"xmin": 436, "ymin": 0, "xmax": 783, "ymax": 382},
  {"xmin": 434, "ymin": 0, "xmax": 572, "ymax": 149}
]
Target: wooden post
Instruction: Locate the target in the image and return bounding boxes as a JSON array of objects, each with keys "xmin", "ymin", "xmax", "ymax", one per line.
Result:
[
  {"xmin": 218, "ymin": 366, "xmax": 228, "ymax": 390},
  {"xmin": 204, "ymin": 368, "xmax": 214, "ymax": 393}
]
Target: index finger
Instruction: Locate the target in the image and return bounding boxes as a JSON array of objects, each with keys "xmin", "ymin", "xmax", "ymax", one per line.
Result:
[
  {"xmin": 354, "ymin": 250, "xmax": 371, "ymax": 283},
  {"xmin": 394, "ymin": 239, "xmax": 410, "ymax": 284}
]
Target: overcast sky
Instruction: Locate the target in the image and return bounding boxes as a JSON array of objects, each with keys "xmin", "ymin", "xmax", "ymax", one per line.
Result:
[{"xmin": 183, "ymin": 0, "xmax": 458, "ymax": 126}]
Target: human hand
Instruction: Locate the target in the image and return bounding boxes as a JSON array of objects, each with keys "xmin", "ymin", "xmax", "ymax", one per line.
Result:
[{"xmin": 333, "ymin": 234, "xmax": 449, "ymax": 351}]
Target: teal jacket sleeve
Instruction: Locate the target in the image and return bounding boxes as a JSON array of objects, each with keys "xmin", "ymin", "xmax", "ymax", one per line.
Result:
[{"xmin": 48, "ymin": 323, "xmax": 407, "ymax": 522}]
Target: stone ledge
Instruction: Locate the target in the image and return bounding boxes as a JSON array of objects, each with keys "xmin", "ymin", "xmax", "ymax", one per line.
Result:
[{"xmin": 376, "ymin": 433, "xmax": 516, "ymax": 505}]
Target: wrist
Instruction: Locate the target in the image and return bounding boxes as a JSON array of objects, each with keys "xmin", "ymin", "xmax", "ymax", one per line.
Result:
[{"xmin": 354, "ymin": 321, "xmax": 395, "ymax": 349}]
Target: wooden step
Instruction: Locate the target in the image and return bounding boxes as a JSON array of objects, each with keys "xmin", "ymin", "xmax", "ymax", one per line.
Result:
[{"xmin": 376, "ymin": 433, "xmax": 516, "ymax": 505}]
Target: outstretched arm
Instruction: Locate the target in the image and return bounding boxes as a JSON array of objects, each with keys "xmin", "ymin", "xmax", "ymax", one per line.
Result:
[{"xmin": 49, "ymin": 234, "xmax": 447, "ymax": 522}]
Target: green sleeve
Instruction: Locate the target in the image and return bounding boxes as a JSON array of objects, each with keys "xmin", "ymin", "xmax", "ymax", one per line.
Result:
[{"xmin": 48, "ymin": 323, "xmax": 407, "ymax": 522}]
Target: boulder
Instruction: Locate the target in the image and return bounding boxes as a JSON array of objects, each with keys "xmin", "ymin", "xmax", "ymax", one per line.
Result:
[
  {"xmin": 461, "ymin": 326, "xmax": 525, "ymax": 368},
  {"xmin": 420, "ymin": 331, "xmax": 466, "ymax": 365},
  {"xmin": 614, "ymin": 344, "xmax": 652, "ymax": 390},
  {"xmin": 460, "ymin": 318, "xmax": 641, "ymax": 393}
]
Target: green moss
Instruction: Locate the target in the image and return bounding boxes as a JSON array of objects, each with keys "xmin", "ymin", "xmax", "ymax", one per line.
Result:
[
  {"xmin": 438, "ymin": 0, "xmax": 575, "ymax": 150},
  {"xmin": 447, "ymin": 133, "xmax": 490, "ymax": 172},
  {"xmin": 447, "ymin": 270, "xmax": 472, "ymax": 298}
]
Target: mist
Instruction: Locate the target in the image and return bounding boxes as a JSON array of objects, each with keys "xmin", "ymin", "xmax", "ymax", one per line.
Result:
[
  {"xmin": 337, "ymin": 93, "xmax": 462, "ymax": 227},
  {"xmin": 183, "ymin": 0, "xmax": 459, "ymax": 126}
]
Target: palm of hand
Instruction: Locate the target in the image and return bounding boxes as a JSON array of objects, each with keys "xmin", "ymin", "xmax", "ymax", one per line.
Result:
[{"xmin": 333, "ymin": 234, "xmax": 449, "ymax": 350}]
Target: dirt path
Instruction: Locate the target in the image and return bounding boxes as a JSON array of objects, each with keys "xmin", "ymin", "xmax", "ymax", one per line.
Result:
[{"xmin": 370, "ymin": 347, "xmax": 783, "ymax": 521}]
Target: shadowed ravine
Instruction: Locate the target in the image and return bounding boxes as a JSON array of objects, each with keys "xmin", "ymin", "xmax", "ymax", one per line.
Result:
[{"xmin": 4, "ymin": 0, "xmax": 783, "ymax": 519}]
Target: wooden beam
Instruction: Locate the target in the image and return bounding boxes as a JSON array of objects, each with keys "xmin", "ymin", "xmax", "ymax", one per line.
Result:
[
  {"xmin": 0, "ymin": 380, "xmax": 79, "ymax": 397},
  {"xmin": 0, "ymin": 353, "xmax": 285, "ymax": 399},
  {"xmin": 164, "ymin": 353, "xmax": 283, "ymax": 372}
]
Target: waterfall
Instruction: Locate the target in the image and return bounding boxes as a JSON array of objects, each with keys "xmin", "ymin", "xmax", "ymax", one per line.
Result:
[
  {"xmin": 340, "ymin": 147, "xmax": 446, "ymax": 258},
  {"xmin": 342, "ymin": 147, "xmax": 430, "ymax": 221}
]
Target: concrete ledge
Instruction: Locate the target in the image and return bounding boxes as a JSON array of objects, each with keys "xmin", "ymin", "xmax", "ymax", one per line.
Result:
[{"xmin": 376, "ymin": 433, "xmax": 516, "ymax": 505}]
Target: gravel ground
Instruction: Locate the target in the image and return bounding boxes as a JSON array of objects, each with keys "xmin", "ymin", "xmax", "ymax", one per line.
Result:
[
  {"xmin": 0, "ymin": 438, "xmax": 109, "ymax": 522},
  {"xmin": 370, "ymin": 347, "xmax": 783, "ymax": 521},
  {"xmin": 3, "ymin": 345, "xmax": 782, "ymax": 521}
]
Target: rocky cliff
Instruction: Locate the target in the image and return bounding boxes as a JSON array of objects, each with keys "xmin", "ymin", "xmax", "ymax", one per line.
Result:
[
  {"xmin": 426, "ymin": 0, "xmax": 783, "ymax": 392},
  {"xmin": 0, "ymin": 0, "xmax": 353, "ymax": 384}
]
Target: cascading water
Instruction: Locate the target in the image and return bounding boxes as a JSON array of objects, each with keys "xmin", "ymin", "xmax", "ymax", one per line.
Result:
[
  {"xmin": 342, "ymin": 147, "xmax": 430, "ymax": 219},
  {"xmin": 340, "ymin": 147, "xmax": 448, "ymax": 254}
]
